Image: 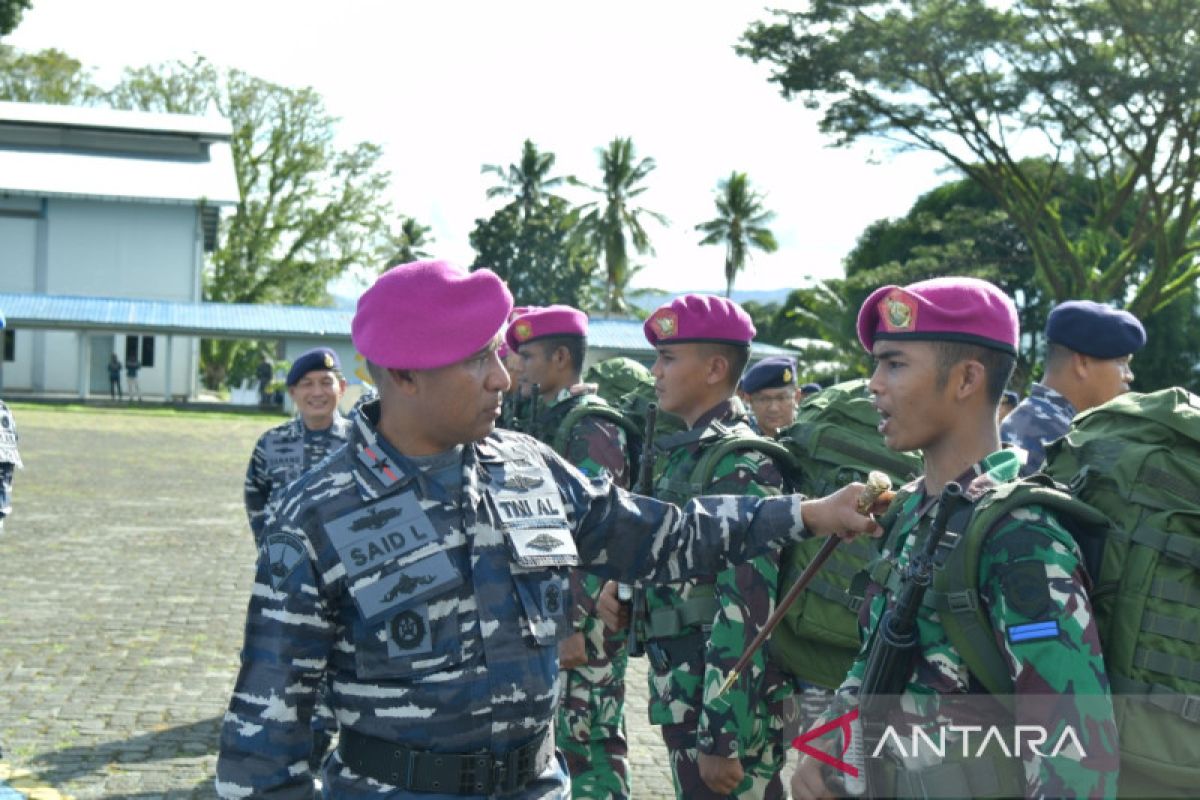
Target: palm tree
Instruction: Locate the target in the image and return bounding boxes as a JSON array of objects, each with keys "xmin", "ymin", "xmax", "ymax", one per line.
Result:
[
  {"xmin": 384, "ymin": 216, "xmax": 434, "ymax": 269},
  {"xmin": 573, "ymin": 137, "xmax": 668, "ymax": 315},
  {"xmin": 695, "ymin": 171, "xmax": 779, "ymax": 297},
  {"xmin": 481, "ymin": 139, "xmax": 566, "ymax": 220}
]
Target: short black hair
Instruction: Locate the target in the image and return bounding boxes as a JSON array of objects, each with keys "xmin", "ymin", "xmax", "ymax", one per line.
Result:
[
  {"xmin": 933, "ymin": 341, "xmax": 1015, "ymax": 406},
  {"xmin": 365, "ymin": 359, "xmax": 389, "ymax": 387},
  {"xmin": 698, "ymin": 342, "xmax": 751, "ymax": 390},
  {"xmin": 531, "ymin": 335, "xmax": 587, "ymax": 379},
  {"xmin": 1044, "ymin": 341, "xmax": 1072, "ymax": 371}
]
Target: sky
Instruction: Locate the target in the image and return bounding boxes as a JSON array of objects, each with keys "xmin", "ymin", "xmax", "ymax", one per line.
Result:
[{"xmin": 7, "ymin": 0, "xmax": 952, "ymax": 295}]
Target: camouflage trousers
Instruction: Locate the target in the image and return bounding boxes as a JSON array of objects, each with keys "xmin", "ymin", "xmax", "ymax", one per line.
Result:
[
  {"xmin": 555, "ymin": 655, "xmax": 629, "ymax": 800},
  {"xmin": 660, "ymin": 715, "xmax": 786, "ymax": 800}
]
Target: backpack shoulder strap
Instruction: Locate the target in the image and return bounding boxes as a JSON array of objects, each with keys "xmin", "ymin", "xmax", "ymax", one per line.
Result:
[
  {"xmin": 933, "ymin": 478, "xmax": 1110, "ymax": 696},
  {"xmin": 690, "ymin": 425, "xmax": 800, "ymax": 495},
  {"xmin": 550, "ymin": 395, "xmax": 639, "ymax": 456}
]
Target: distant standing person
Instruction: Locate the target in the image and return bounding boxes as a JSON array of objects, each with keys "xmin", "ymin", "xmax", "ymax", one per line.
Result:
[
  {"xmin": 244, "ymin": 348, "xmax": 352, "ymax": 542},
  {"xmin": 256, "ymin": 356, "xmax": 274, "ymax": 406},
  {"xmin": 107, "ymin": 354, "xmax": 123, "ymax": 400},
  {"xmin": 1001, "ymin": 300, "xmax": 1145, "ymax": 475},
  {"xmin": 125, "ymin": 355, "xmax": 142, "ymax": 402},
  {"xmin": 0, "ymin": 312, "xmax": 20, "ymax": 534}
]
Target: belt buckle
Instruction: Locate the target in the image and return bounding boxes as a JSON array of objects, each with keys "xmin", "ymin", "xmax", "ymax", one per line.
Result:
[{"xmin": 492, "ymin": 759, "xmax": 509, "ymax": 793}]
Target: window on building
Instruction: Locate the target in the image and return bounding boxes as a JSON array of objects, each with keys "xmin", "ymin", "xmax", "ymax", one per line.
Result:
[
  {"xmin": 124, "ymin": 335, "xmax": 156, "ymax": 367},
  {"xmin": 3, "ymin": 330, "xmax": 13, "ymax": 362},
  {"xmin": 141, "ymin": 336, "xmax": 155, "ymax": 367}
]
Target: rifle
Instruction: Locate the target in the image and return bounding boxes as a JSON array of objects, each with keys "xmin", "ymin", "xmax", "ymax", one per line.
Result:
[
  {"xmin": 856, "ymin": 480, "xmax": 964, "ymax": 796},
  {"xmin": 621, "ymin": 401, "xmax": 658, "ymax": 658}
]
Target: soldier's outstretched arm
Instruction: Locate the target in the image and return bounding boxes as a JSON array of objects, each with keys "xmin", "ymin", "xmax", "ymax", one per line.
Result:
[
  {"xmin": 215, "ymin": 519, "xmax": 335, "ymax": 800},
  {"xmin": 541, "ymin": 442, "xmax": 880, "ymax": 585},
  {"xmin": 980, "ymin": 511, "xmax": 1119, "ymax": 798}
]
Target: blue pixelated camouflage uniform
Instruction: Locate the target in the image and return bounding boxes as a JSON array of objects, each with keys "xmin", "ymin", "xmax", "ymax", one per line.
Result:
[
  {"xmin": 1000, "ymin": 383, "xmax": 1075, "ymax": 477},
  {"xmin": 244, "ymin": 412, "xmax": 353, "ymax": 543},
  {"xmin": 215, "ymin": 403, "xmax": 817, "ymax": 799},
  {"xmin": 525, "ymin": 390, "xmax": 633, "ymax": 799},
  {"xmin": 0, "ymin": 399, "xmax": 20, "ymax": 534},
  {"xmin": 821, "ymin": 450, "xmax": 1118, "ymax": 798}
]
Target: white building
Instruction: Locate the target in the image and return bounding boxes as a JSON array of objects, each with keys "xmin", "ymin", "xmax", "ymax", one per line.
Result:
[{"xmin": 0, "ymin": 101, "xmax": 238, "ymax": 398}]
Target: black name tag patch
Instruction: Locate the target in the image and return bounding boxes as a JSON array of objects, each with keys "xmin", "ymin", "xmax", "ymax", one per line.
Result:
[{"xmin": 264, "ymin": 439, "xmax": 304, "ymax": 472}]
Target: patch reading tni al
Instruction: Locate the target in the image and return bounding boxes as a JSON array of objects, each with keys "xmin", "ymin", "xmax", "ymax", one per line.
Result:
[{"xmin": 264, "ymin": 532, "xmax": 306, "ymax": 589}]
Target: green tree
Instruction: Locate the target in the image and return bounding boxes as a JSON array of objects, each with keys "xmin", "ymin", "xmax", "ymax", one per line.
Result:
[
  {"xmin": 739, "ymin": 0, "xmax": 1200, "ymax": 316},
  {"xmin": 696, "ymin": 171, "xmax": 779, "ymax": 297},
  {"xmin": 481, "ymin": 139, "xmax": 566, "ymax": 221},
  {"xmin": 573, "ymin": 137, "xmax": 668, "ymax": 315},
  {"xmin": 0, "ymin": 47, "xmax": 102, "ymax": 103},
  {"xmin": 383, "ymin": 216, "xmax": 435, "ymax": 269},
  {"xmin": 774, "ymin": 280, "xmax": 867, "ymax": 383},
  {"xmin": 108, "ymin": 57, "xmax": 395, "ymax": 388},
  {"xmin": 0, "ymin": 0, "xmax": 30, "ymax": 37},
  {"xmin": 469, "ymin": 198, "xmax": 598, "ymax": 310}
]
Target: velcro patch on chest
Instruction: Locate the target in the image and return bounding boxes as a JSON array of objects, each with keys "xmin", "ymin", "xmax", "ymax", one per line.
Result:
[
  {"xmin": 491, "ymin": 486, "xmax": 568, "ymax": 529},
  {"xmin": 1008, "ymin": 620, "xmax": 1060, "ymax": 644},
  {"xmin": 507, "ymin": 527, "xmax": 580, "ymax": 568},
  {"xmin": 352, "ymin": 550, "xmax": 462, "ymax": 621},
  {"xmin": 327, "ymin": 492, "xmax": 440, "ymax": 581},
  {"xmin": 264, "ymin": 439, "xmax": 304, "ymax": 471}
]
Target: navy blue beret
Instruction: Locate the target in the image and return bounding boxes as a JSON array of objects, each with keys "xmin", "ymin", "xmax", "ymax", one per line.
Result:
[
  {"xmin": 287, "ymin": 347, "xmax": 341, "ymax": 386},
  {"xmin": 741, "ymin": 357, "xmax": 797, "ymax": 394},
  {"xmin": 1045, "ymin": 301, "xmax": 1146, "ymax": 359},
  {"xmin": 800, "ymin": 382, "xmax": 821, "ymax": 394},
  {"xmin": 1002, "ymin": 390, "xmax": 1020, "ymax": 406}
]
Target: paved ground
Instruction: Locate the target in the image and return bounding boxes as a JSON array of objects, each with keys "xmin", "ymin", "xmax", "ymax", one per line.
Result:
[{"xmin": 0, "ymin": 404, "xmax": 715, "ymax": 799}]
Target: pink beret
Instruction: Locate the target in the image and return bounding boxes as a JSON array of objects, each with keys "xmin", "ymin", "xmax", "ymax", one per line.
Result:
[
  {"xmin": 856, "ymin": 276, "xmax": 1019, "ymax": 354},
  {"xmin": 644, "ymin": 294, "xmax": 756, "ymax": 347},
  {"xmin": 505, "ymin": 305, "xmax": 588, "ymax": 352},
  {"xmin": 352, "ymin": 260, "xmax": 513, "ymax": 369}
]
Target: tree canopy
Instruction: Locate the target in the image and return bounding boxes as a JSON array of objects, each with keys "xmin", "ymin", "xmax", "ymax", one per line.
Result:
[
  {"xmin": 0, "ymin": 0, "xmax": 29, "ymax": 37},
  {"xmin": 0, "ymin": 47, "xmax": 101, "ymax": 104},
  {"xmin": 739, "ymin": 0, "xmax": 1200, "ymax": 316},
  {"xmin": 696, "ymin": 171, "xmax": 778, "ymax": 298},
  {"xmin": 573, "ymin": 137, "xmax": 668, "ymax": 316},
  {"xmin": 469, "ymin": 197, "xmax": 598, "ymax": 310},
  {"xmin": 481, "ymin": 139, "xmax": 567, "ymax": 222}
]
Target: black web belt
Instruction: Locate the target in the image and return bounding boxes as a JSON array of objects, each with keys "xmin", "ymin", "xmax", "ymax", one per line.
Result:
[{"xmin": 338, "ymin": 725, "xmax": 554, "ymax": 795}]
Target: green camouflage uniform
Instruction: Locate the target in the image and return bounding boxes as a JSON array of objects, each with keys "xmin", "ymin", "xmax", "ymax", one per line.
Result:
[
  {"xmin": 528, "ymin": 389, "xmax": 633, "ymax": 799},
  {"xmin": 642, "ymin": 399, "xmax": 792, "ymax": 800},
  {"xmin": 832, "ymin": 449, "xmax": 1119, "ymax": 798}
]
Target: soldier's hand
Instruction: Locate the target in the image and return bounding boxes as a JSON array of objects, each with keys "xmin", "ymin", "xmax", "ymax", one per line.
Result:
[
  {"xmin": 800, "ymin": 482, "xmax": 884, "ymax": 541},
  {"xmin": 698, "ymin": 752, "xmax": 744, "ymax": 795},
  {"xmin": 597, "ymin": 581, "xmax": 629, "ymax": 633},
  {"xmin": 790, "ymin": 753, "xmax": 835, "ymax": 800},
  {"xmin": 557, "ymin": 632, "xmax": 587, "ymax": 669}
]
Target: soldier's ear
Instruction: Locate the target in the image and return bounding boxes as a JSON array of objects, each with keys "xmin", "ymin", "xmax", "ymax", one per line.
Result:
[{"xmin": 956, "ymin": 359, "xmax": 988, "ymax": 402}]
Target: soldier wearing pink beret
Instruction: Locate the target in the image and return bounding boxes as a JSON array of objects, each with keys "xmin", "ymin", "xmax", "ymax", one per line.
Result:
[
  {"xmin": 217, "ymin": 262, "xmax": 882, "ymax": 800},
  {"xmin": 792, "ymin": 276, "xmax": 1118, "ymax": 800}
]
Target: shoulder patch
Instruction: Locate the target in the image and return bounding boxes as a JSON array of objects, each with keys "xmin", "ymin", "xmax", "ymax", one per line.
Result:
[
  {"xmin": 999, "ymin": 560, "xmax": 1053, "ymax": 619},
  {"xmin": 263, "ymin": 532, "xmax": 307, "ymax": 589},
  {"xmin": 1008, "ymin": 620, "xmax": 1060, "ymax": 644}
]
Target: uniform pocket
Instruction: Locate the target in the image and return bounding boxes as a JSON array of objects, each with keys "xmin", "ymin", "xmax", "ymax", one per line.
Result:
[
  {"xmin": 352, "ymin": 597, "xmax": 471, "ymax": 680},
  {"xmin": 511, "ymin": 567, "xmax": 572, "ymax": 646}
]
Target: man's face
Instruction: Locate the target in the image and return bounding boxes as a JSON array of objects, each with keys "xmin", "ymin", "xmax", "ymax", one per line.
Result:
[
  {"xmin": 517, "ymin": 342, "xmax": 553, "ymax": 398},
  {"xmin": 1084, "ymin": 354, "xmax": 1134, "ymax": 409},
  {"xmin": 288, "ymin": 370, "xmax": 345, "ymax": 428},
  {"xmin": 406, "ymin": 342, "xmax": 511, "ymax": 452},
  {"xmin": 651, "ymin": 343, "xmax": 715, "ymax": 423},
  {"xmin": 748, "ymin": 387, "xmax": 797, "ymax": 436},
  {"xmin": 868, "ymin": 340, "xmax": 954, "ymax": 452}
]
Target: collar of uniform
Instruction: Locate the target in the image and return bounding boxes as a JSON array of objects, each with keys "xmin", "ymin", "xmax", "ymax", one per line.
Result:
[
  {"xmin": 690, "ymin": 398, "xmax": 738, "ymax": 432},
  {"xmin": 549, "ymin": 387, "xmax": 574, "ymax": 407},
  {"xmin": 913, "ymin": 449, "xmax": 1020, "ymax": 507},
  {"xmin": 1029, "ymin": 382, "xmax": 1077, "ymax": 417},
  {"xmin": 349, "ymin": 413, "xmax": 421, "ymax": 499}
]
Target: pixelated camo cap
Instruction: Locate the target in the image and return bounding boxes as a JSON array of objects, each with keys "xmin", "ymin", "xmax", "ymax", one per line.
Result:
[
  {"xmin": 856, "ymin": 276, "xmax": 1019, "ymax": 355},
  {"xmin": 352, "ymin": 260, "xmax": 513, "ymax": 370},
  {"xmin": 644, "ymin": 294, "xmax": 755, "ymax": 347}
]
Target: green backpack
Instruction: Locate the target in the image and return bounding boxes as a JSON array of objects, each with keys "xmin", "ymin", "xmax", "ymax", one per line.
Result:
[
  {"xmin": 770, "ymin": 379, "xmax": 923, "ymax": 689},
  {"xmin": 582, "ymin": 357, "xmax": 685, "ymax": 478},
  {"xmin": 936, "ymin": 388, "xmax": 1200, "ymax": 793}
]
